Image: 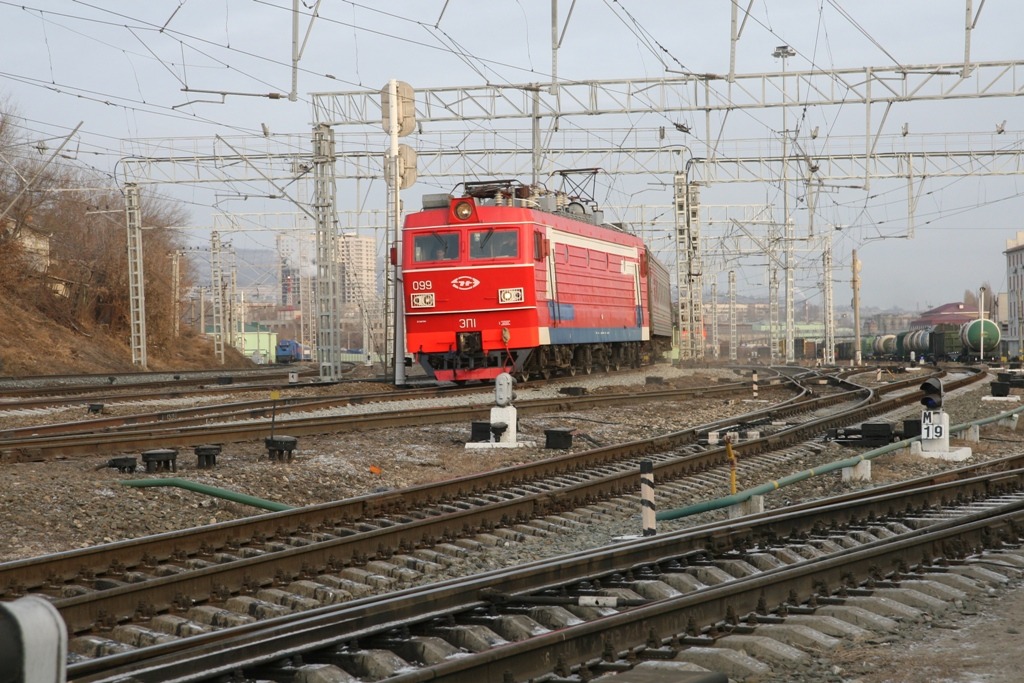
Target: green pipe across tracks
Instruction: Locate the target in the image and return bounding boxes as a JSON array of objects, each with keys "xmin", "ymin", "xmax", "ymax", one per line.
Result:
[
  {"xmin": 657, "ymin": 396, "xmax": 1024, "ymax": 522},
  {"xmin": 120, "ymin": 478, "xmax": 294, "ymax": 512}
]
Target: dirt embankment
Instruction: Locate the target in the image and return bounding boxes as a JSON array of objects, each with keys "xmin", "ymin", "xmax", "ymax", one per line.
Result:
[{"xmin": 0, "ymin": 294, "xmax": 251, "ymax": 376}]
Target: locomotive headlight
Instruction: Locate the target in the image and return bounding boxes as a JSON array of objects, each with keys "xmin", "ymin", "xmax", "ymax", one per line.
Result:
[
  {"xmin": 498, "ymin": 287, "xmax": 524, "ymax": 304},
  {"xmin": 410, "ymin": 292, "xmax": 435, "ymax": 308},
  {"xmin": 453, "ymin": 200, "xmax": 474, "ymax": 220}
]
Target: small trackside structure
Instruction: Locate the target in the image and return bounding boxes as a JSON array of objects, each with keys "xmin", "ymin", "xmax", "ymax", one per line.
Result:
[
  {"xmin": 465, "ymin": 373, "xmax": 534, "ymax": 449},
  {"xmin": 910, "ymin": 378, "xmax": 972, "ymax": 462}
]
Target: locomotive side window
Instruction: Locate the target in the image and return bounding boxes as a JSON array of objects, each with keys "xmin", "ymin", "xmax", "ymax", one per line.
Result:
[
  {"xmin": 470, "ymin": 228, "xmax": 519, "ymax": 259},
  {"xmin": 414, "ymin": 232, "xmax": 460, "ymax": 262}
]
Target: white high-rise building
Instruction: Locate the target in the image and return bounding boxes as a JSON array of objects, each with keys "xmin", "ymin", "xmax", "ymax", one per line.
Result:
[{"xmin": 338, "ymin": 233, "xmax": 377, "ymax": 306}]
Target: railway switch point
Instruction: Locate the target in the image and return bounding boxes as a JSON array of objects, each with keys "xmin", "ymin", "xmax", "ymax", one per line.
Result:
[
  {"xmin": 265, "ymin": 436, "xmax": 298, "ymax": 462},
  {"xmin": 106, "ymin": 456, "xmax": 137, "ymax": 473},
  {"xmin": 141, "ymin": 448, "xmax": 178, "ymax": 473},
  {"xmin": 194, "ymin": 444, "xmax": 222, "ymax": 469}
]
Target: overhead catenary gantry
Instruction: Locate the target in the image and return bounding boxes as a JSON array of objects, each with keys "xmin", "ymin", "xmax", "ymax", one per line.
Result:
[
  {"xmin": 120, "ymin": 54, "xmax": 1024, "ymax": 369},
  {"xmin": 308, "ymin": 58, "xmax": 1024, "ymax": 364}
]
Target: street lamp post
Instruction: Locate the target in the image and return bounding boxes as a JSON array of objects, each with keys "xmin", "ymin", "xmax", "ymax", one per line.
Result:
[
  {"xmin": 979, "ymin": 286, "xmax": 986, "ymax": 362},
  {"xmin": 773, "ymin": 45, "xmax": 797, "ymax": 364}
]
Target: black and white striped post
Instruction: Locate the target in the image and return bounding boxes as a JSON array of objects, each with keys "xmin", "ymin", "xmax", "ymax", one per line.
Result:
[
  {"xmin": 752, "ymin": 371, "xmax": 759, "ymax": 400},
  {"xmin": 640, "ymin": 460, "xmax": 656, "ymax": 536}
]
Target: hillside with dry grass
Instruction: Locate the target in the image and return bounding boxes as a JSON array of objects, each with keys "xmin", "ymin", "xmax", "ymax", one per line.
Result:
[
  {"xmin": 0, "ymin": 288, "xmax": 252, "ymax": 377},
  {"xmin": 0, "ymin": 107, "xmax": 254, "ymax": 377}
]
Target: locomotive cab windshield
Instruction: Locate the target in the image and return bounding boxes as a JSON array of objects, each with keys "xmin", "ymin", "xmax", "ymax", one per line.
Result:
[
  {"xmin": 413, "ymin": 232, "xmax": 460, "ymax": 262},
  {"xmin": 470, "ymin": 228, "xmax": 519, "ymax": 259}
]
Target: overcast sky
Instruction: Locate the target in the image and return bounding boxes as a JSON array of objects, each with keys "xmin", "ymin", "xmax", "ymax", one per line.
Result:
[{"xmin": 1, "ymin": 1, "xmax": 1022, "ymax": 313}]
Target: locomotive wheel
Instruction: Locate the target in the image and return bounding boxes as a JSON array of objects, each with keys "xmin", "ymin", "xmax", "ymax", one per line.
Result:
[
  {"xmin": 582, "ymin": 363, "xmax": 593, "ymax": 375},
  {"xmin": 566, "ymin": 365, "xmax": 577, "ymax": 377}
]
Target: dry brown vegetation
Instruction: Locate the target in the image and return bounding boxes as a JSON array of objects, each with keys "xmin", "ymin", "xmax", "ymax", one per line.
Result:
[{"xmin": 0, "ymin": 107, "xmax": 250, "ymax": 376}]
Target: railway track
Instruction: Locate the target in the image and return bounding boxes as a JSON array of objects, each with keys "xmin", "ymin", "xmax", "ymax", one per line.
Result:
[
  {"xmin": 0, "ymin": 366, "xmax": 987, "ymax": 680},
  {"xmin": 66, "ymin": 462, "xmax": 1024, "ymax": 682},
  {"xmin": 0, "ymin": 373, "xmax": 770, "ymax": 460}
]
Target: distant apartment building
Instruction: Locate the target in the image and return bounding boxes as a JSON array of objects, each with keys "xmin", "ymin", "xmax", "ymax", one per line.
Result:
[
  {"xmin": 1005, "ymin": 232, "xmax": 1024, "ymax": 357},
  {"xmin": 338, "ymin": 233, "xmax": 377, "ymax": 306}
]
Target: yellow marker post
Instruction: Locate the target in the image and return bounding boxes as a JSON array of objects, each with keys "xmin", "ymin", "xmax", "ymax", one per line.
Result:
[
  {"xmin": 269, "ymin": 390, "xmax": 281, "ymax": 437},
  {"xmin": 725, "ymin": 437, "xmax": 737, "ymax": 495}
]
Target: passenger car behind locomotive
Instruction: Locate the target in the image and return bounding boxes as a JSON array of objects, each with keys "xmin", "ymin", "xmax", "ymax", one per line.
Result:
[{"xmin": 402, "ymin": 180, "xmax": 674, "ymax": 382}]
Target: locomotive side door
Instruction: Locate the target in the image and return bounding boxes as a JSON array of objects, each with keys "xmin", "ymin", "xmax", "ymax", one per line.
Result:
[
  {"xmin": 543, "ymin": 228, "xmax": 560, "ymax": 326},
  {"xmin": 622, "ymin": 259, "xmax": 642, "ymax": 328}
]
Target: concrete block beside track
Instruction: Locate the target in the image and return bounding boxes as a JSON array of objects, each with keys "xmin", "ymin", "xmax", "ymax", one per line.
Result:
[
  {"xmin": 339, "ymin": 566, "xmax": 397, "ymax": 589},
  {"xmin": 422, "ymin": 624, "xmax": 507, "ymax": 652},
  {"xmin": 332, "ymin": 649, "xmax": 411, "ymax": 679},
  {"xmin": 186, "ymin": 604, "xmax": 255, "ymax": 628},
  {"xmin": 750, "ymin": 623, "xmax": 843, "ymax": 651},
  {"xmin": 314, "ymin": 574, "xmax": 374, "ymax": 597},
  {"xmin": 286, "ymin": 580, "xmax": 353, "ymax": 605},
  {"xmin": 840, "ymin": 595, "xmax": 924, "ymax": 620},
  {"xmin": 674, "ymin": 645, "xmax": 771, "ymax": 679},
  {"xmin": 527, "ymin": 605, "xmax": 585, "ymax": 629},
  {"xmin": 714, "ymin": 559, "xmax": 761, "ymax": 578},
  {"xmin": 365, "ymin": 559, "xmax": 422, "ymax": 582},
  {"xmin": 871, "ymin": 586, "xmax": 954, "ymax": 613},
  {"xmin": 715, "ymin": 633, "xmax": 809, "ymax": 666},
  {"xmin": 686, "ymin": 565, "xmax": 735, "ymax": 585},
  {"xmin": 464, "ymin": 614, "xmax": 549, "ymax": 641},
  {"xmin": 590, "ymin": 660, "xmax": 727, "ymax": 683},
  {"xmin": 814, "ymin": 605, "xmax": 900, "ymax": 633},
  {"xmin": 657, "ymin": 572, "xmax": 705, "ymax": 593},
  {"xmin": 226, "ymin": 595, "xmax": 292, "ymax": 620},
  {"xmin": 382, "ymin": 636, "xmax": 461, "ymax": 665},
  {"xmin": 110, "ymin": 624, "xmax": 177, "ymax": 648},
  {"xmin": 949, "ymin": 563, "xmax": 1015, "ymax": 586},
  {"xmin": 630, "ymin": 579, "xmax": 684, "ymax": 600},
  {"xmin": 782, "ymin": 614, "xmax": 873, "ymax": 641},
  {"xmin": 148, "ymin": 613, "xmax": 210, "ymax": 637},
  {"xmin": 391, "ymin": 553, "xmax": 446, "ymax": 574},
  {"xmin": 292, "ymin": 663, "xmax": 357, "ymax": 683}
]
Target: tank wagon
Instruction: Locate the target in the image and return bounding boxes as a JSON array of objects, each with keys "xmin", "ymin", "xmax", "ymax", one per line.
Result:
[
  {"xmin": 402, "ymin": 179, "xmax": 674, "ymax": 382},
  {"xmin": 846, "ymin": 320, "xmax": 1001, "ymax": 363},
  {"xmin": 959, "ymin": 319, "xmax": 1000, "ymax": 355}
]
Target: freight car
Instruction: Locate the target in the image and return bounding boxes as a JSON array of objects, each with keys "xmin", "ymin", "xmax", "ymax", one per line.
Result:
[
  {"xmin": 402, "ymin": 179, "xmax": 674, "ymax": 382},
  {"xmin": 274, "ymin": 339, "xmax": 310, "ymax": 364},
  {"xmin": 856, "ymin": 320, "xmax": 1001, "ymax": 363}
]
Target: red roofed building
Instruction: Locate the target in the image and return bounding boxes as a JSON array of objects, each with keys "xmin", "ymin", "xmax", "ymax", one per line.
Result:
[{"xmin": 908, "ymin": 302, "xmax": 981, "ymax": 330}]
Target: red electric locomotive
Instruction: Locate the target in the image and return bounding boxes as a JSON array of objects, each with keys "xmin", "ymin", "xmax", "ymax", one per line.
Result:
[{"xmin": 402, "ymin": 179, "xmax": 674, "ymax": 382}]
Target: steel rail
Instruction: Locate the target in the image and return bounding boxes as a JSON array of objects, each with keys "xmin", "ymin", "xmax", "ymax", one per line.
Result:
[
  {"xmin": 0, "ymin": 377, "xmax": 818, "ymax": 596},
  {"xmin": 0, "ymin": 380, "xmax": 772, "ymax": 459},
  {"xmin": 15, "ymin": 372, "xmax": 967, "ymax": 633},
  {"xmin": 68, "ymin": 467, "xmax": 1024, "ymax": 682}
]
